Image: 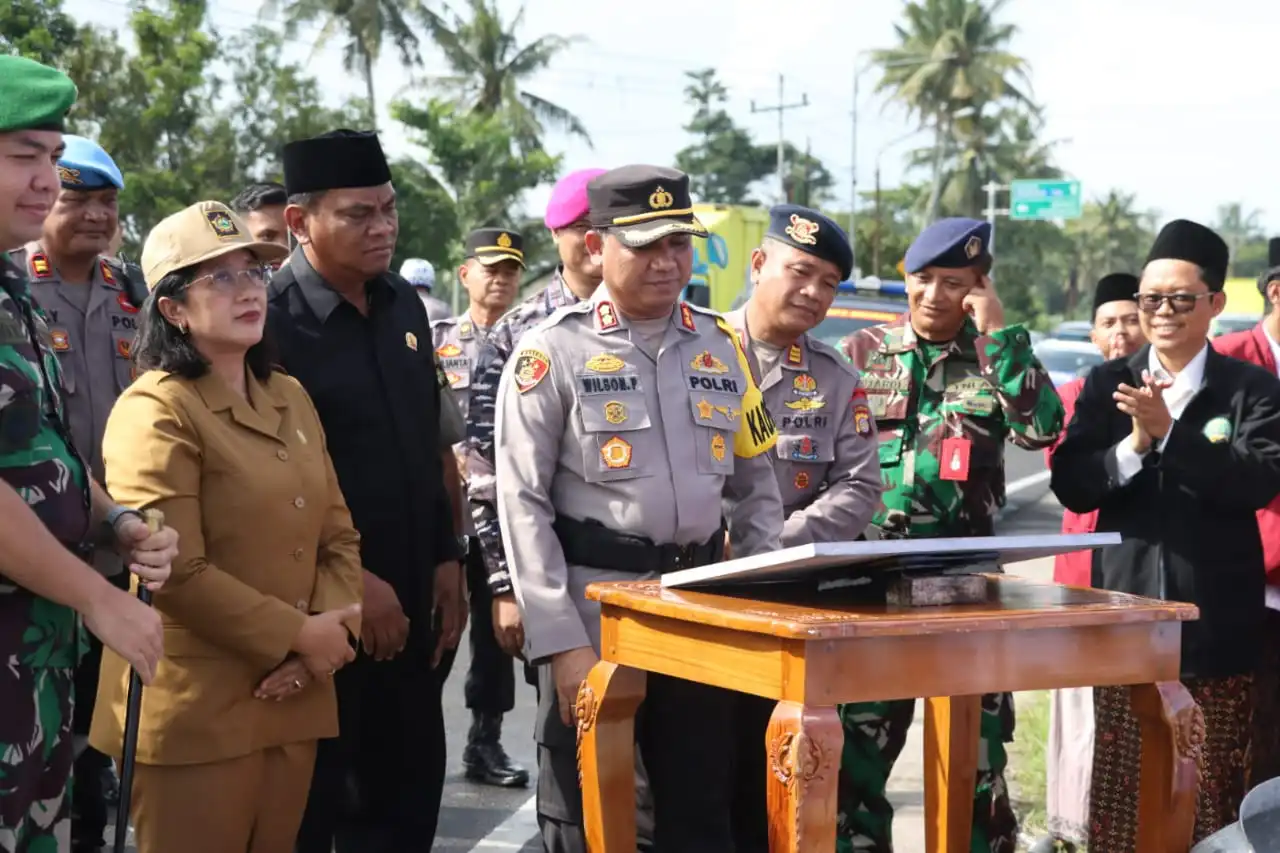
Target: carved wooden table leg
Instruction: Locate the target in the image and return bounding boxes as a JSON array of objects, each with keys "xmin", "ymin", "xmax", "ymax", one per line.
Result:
[
  {"xmin": 764, "ymin": 700, "xmax": 842, "ymax": 853},
  {"xmin": 923, "ymin": 695, "xmax": 981, "ymax": 853},
  {"xmin": 578, "ymin": 660, "xmax": 646, "ymax": 853},
  {"xmin": 1132, "ymin": 681, "xmax": 1204, "ymax": 853}
]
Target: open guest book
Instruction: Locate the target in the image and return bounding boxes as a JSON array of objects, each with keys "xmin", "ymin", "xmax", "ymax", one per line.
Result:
[{"xmin": 660, "ymin": 532, "xmax": 1122, "ymax": 590}]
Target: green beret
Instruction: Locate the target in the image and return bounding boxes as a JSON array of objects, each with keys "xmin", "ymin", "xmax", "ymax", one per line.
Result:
[{"xmin": 0, "ymin": 56, "xmax": 77, "ymax": 134}]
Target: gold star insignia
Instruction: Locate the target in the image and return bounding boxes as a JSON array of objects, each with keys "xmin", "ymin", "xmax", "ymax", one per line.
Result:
[{"xmin": 696, "ymin": 398, "xmax": 714, "ymax": 420}]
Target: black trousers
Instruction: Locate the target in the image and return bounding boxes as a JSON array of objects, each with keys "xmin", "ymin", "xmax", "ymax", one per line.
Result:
[
  {"xmin": 535, "ymin": 662, "xmax": 737, "ymax": 853},
  {"xmin": 296, "ymin": 641, "xmax": 454, "ymax": 853},
  {"xmin": 463, "ymin": 546, "xmax": 515, "ymax": 714}
]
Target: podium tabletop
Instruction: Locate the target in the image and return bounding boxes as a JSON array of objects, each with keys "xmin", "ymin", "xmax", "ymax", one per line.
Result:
[{"xmin": 585, "ymin": 575, "xmax": 1199, "ymax": 641}]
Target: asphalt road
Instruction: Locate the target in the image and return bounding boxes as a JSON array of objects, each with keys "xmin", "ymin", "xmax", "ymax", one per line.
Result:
[{"xmin": 103, "ymin": 445, "xmax": 1058, "ymax": 852}]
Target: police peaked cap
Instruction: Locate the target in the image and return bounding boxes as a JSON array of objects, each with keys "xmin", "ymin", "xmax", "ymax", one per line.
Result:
[
  {"xmin": 764, "ymin": 204, "xmax": 854, "ymax": 281},
  {"xmin": 1093, "ymin": 273, "xmax": 1138, "ymax": 313},
  {"xmin": 1145, "ymin": 218, "xmax": 1229, "ymax": 291},
  {"xmin": 465, "ymin": 227, "xmax": 525, "ymax": 267},
  {"xmin": 903, "ymin": 218, "xmax": 992, "ymax": 275}
]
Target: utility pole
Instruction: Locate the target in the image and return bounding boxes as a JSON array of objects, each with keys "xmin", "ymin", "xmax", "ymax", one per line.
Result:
[
  {"xmin": 981, "ymin": 181, "xmax": 1010, "ymax": 278},
  {"xmin": 751, "ymin": 74, "xmax": 808, "ymax": 204}
]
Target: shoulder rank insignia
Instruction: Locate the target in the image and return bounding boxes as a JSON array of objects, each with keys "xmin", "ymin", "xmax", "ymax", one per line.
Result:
[
  {"xmin": 595, "ymin": 301, "xmax": 619, "ymax": 331},
  {"xmin": 679, "ymin": 303, "xmax": 696, "ymax": 331},
  {"xmin": 690, "ymin": 350, "xmax": 728, "ymax": 374},
  {"xmin": 436, "ymin": 343, "xmax": 462, "ymax": 358},
  {"xmin": 585, "ymin": 353, "xmax": 625, "ymax": 373},
  {"xmin": 405, "ymin": 331, "xmax": 419, "ymax": 351},
  {"xmin": 787, "ymin": 344, "xmax": 803, "ymax": 365},
  {"xmin": 31, "ymin": 254, "xmax": 52, "ymax": 279},
  {"xmin": 99, "ymin": 259, "xmax": 117, "ymax": 285},
  {"xmin": 116, "ymin": 291, "xmax": 138, "ymax": 314},
  {"xmin": 513, "ymin": 349, "xmax": 551, "ymax": 393}
]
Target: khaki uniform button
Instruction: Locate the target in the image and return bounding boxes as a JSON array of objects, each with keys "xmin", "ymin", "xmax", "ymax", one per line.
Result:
[
  {"xmin": 293, "ymin": 548, "xmax": 305, "ymax": 560},
  {"xmin": 277, "ymin": 449, "xmax": 289, "ymax": 461},
  {"xmin": 295, "ymin": 599, "xmax": 308, "ymax": 611},
  {"xmin": 293, "ymin": 496, "xmax": 306, "ymax": 509}
]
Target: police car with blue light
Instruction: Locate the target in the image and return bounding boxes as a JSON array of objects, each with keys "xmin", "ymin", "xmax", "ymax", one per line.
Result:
[{"xmin": 809, "ymin": 276, "xmax": 909, "ymax": 349}]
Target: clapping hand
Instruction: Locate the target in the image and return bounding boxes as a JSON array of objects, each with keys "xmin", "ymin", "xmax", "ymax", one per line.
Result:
[{"xmin": 1114, "ymin": 370, "xmax": 1174, "ymax": 453}]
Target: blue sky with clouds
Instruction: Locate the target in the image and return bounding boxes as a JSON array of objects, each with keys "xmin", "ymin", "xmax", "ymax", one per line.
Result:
[{"xmin": 67, "ymin": 0, "xmax": 1280, "ymax": 233}]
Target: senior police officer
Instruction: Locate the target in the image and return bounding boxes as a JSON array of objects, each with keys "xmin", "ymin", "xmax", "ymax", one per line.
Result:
[
  {"xmin": 495, "ymin": 165, "xmax": 785, "ymax": 852},
  {"xmin": 840, "ymin": 217, "xmax": 1064, "ymax": 852},
  {"xmin": 10, "ymin": 133, "xmax": 144, "ymax": 853},
  {"xmin": 0, "ymin": 55, "xmax": 179, "ymax": 851},
  {"xmin": 430, "ymin": 227, "xmax": 527, "ymax": 788},
  {"xmin": 722, "ymin": 205, "xmax": 884, "ymax": 852},
  {"xmin": 467, "ymin": 168, "xmax": 606, "ymax": 657}
]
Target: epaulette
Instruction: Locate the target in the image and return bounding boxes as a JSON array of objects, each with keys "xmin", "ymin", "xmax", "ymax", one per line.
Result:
[
  {"xmin": 550, "ymin": 301, "xmax": 593, "ymax": 325},
  {"xmin": 430, "ymin": 315, "xmax": 458, "ymax": 329},
  {"xmin": 684, "ymin": 301, "xmax": 724, "ymax": 319}
]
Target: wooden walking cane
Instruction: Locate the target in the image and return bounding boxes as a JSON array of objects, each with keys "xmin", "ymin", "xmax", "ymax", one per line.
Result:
[{"xmin": 113, "ymin": 508, "xmax": 163, "ymax": 853}]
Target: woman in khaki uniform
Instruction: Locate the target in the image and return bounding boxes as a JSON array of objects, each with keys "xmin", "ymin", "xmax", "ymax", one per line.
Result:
[{"xmin": 90, "ymin": 201, "xmax": 363, "ymax": 853}]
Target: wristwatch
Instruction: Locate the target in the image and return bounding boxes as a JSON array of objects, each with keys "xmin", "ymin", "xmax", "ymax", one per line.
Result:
[{"xmin": 103, "ymin": 505, "xmax": 143, "ymax": 535}]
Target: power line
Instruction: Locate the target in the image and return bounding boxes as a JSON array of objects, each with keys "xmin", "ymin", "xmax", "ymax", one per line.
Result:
[{"xmin": 750, "ymin": 74, "xmax": 809, "ymax": 203}]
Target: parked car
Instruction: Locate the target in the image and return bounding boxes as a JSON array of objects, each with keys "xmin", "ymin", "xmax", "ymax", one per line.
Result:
[
  {"xmin": 1210, "ymin": 313, "xmax": 1259, "ymax": 338},
  {"xmin": 809, "ymin": 277, "xmax": 910, "ymax": 350},
  {"xmin": 1034, "ymin": 339, "xmax": 1105, "ymax": 387},
  {"xmin": 1051, "ymin": 320, "xmax": 1093, "ymax": 342}
]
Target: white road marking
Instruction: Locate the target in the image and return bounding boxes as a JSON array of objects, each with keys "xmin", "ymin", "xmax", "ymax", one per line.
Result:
[
  {"xmin": 469, "ymin": 793, "xmax": 538, "ymax": 851},
  {"xmin": 1005, "ymin": 468, "xmax": 1050, "ymax": 497}
]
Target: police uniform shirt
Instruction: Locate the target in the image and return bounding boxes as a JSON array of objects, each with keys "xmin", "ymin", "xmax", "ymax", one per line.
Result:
[
  {"xmin": 494, "ymin": 287, "xmax": 785, "ymax": 661},
  {"xmin": 15, "ymin": 243, "xmax": 139, "ymax": 484},
  {"xmin": 430, "ymin": 309, "xmax": 487, "ymax": 422},
  {"xmin": 267, "ymin": 250, "xmax": 461, "ymax": 618},
  {"xmin": 724, "ymin": 309, "xmax": 883, "ymax": 545}
]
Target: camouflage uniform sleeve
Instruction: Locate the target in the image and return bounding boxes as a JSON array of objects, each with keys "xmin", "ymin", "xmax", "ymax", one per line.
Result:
[
  {"xmin": 975, "ymin": 324, "xmax": 1064, "ymax": 450},
  {"xmin": 466, "ymin": 325, "xmax": 513, "ymax": 595}
]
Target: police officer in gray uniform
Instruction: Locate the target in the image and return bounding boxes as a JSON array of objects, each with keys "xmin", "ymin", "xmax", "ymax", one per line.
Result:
[
  {"xmin": 431, "ymin": 227, "xmax": 528, "ymax": 788},
  {"xmin": 722, "ymin": 204, "xmax": 884, "ymax": 851},
  {"xmin": 494, "ymin": 165, "xmax": 785, "ymax": 853},
  {"xmin": 11, "ymin": 134, "xmax": 142, "ymax": 853}
]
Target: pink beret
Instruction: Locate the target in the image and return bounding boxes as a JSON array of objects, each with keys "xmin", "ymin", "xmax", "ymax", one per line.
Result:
[{"xmin": 545, "ymin": 168, "xmax": 608, "ymax": 230}]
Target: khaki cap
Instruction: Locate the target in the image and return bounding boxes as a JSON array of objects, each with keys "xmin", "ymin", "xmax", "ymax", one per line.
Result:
[{"xmin": 141, "ymin": 201, "xmax": 289, "ymax": 290}]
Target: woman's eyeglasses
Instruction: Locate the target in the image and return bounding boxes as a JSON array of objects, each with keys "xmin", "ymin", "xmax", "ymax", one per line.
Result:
[
  {"xmin": 192, "ymin": 267, "xmax": 270, "ymax": 292},
  {"xmin": 1134, "ymin": 292, "xmax": 1211, "ymax": 314}
]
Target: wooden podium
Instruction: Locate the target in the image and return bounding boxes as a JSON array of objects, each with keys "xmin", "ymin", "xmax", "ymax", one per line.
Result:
[{"xmin": 575, "ymin": 575, "xmax": 1202, "ymax": 853}]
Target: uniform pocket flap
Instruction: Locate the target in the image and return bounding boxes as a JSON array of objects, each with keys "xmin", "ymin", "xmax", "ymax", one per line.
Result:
[
  {"xmin": 578, "ymin": 395, "xmax": 651, "ymax": 433},
  {"xmin": 776, "ymin": 433, "xmax": 834, "ymax": 464},
  {"xmin": 687, "ymin": 391, "xmax": 741, "ymax": 430}
]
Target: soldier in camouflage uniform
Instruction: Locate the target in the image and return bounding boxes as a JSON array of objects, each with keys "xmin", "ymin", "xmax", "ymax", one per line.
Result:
[
  {"xmin": 0, "ymin": 55, "xmax": 178, "ymax": 852},
  {"xmin": 840, "ymin": 218, "xmax": 1064, "ymax": 853},
  {"xmin": 722, "ymin": 205, "xmax": 885, "ymax": 853}
]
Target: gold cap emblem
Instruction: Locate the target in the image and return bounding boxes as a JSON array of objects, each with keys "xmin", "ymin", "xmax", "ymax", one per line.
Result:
[
  {"xmin": 785, "ymin": 214, "xmax": 819, "ymax": 246},
  {"xmin": 57, "ymin": 165, "xmax": 82, "ymax": 185},
  {"xmin": 965, "ymin": 235, "xmax": 982, "ymax": 259},
  {"xmin": 497, "ymin": 232, "xmax": 512, "ymax": 248},
  {"xmin": 648, "ymin": 185, "xmax": 674, "ymax": 210}
]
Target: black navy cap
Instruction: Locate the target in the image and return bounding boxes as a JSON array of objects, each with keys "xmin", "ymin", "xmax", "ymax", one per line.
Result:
[
  {"xmin": 1259, "ymin": 237, "xmax": 1280, "ymax": 295},
  {"xmin": 282, "ymin": 129, "xmax": 392, "ymax": 196},
  {"xmin": 1093, "ymin": 272, "xmax": 1139, "ymax": 313},
  {"xmin": 903, "ymin": 217, "xmax": 992, "ymax": 275},
  {"xmin": 764, "ymin": 204, "xmax": 854, "ymax": 281},
  {"xmin": 1145, "ymin": 219, "xmax": 1229, "ymax": 292},
  {"xmin": 587, "ymin": 165, "xmax": 708, "ymax": 248},
  {"xmin": 465, "ymin": 227, "xmax": 525, "ymax": 267}
]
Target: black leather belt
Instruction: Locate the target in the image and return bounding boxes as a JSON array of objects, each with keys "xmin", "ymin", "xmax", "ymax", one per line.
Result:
[{"xmin": 552, "ymin": 515, "xmax": 724, "ymax": 574}]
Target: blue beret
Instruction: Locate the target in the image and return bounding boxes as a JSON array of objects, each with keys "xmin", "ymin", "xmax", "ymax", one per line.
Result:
[
  {"xmin": 57, "ymin": 134, "xmax": 123, "ymax": 191},
  {"xmin": 764, "ymin": 204, "xmax": 853, "ymax": 280},
  {"xmin": 904, "ymin": 217, "xmax": 992, "ymax": 275}
]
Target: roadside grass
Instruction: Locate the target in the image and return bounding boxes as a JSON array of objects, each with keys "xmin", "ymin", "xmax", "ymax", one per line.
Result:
[{"xmin": 1008, "ymin": 690, "xmax": 1051, "ymax": 847}]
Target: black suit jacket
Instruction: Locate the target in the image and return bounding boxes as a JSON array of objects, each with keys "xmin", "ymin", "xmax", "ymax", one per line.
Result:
[{"xmin": 1050, "ymin": 344, "xmax": 1280, "ymax": 678}]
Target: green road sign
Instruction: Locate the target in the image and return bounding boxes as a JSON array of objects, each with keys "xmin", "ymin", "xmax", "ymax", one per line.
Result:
[{"xmin": 1009, "ymin": 179, "xmax": 1082, "ymax": 220}]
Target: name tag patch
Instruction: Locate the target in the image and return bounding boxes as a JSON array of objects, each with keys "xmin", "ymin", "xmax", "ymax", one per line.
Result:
[{"xmin": 579, "ymin": 373, "xmax": 641, "ymax": 395}]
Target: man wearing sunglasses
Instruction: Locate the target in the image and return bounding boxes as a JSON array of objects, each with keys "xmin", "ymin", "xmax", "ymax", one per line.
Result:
[{"xmin": 1052, "ymin": 219, "xmax": 1280, "ymax": 849}]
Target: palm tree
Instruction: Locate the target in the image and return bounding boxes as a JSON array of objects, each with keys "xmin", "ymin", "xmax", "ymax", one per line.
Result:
[
  {"xmin": 871, "ymin": 0, "xmax": 1033, "ymax": 221},
  {"xmin": 415, "ymin": 0, "xmax": 590, "ymax": 149},
  {"xmin": 1065, "ymin": 190, "xmax": 1154, "ymax": 314},
  {"xmin": 261, "ymin": 0, "xmax": 427, "ymax": 128}
]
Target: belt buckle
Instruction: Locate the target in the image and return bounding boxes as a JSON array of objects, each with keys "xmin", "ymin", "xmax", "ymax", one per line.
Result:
[{"xmin": 671, "ymin": 543, "xmax": 695, "ymax": 571}]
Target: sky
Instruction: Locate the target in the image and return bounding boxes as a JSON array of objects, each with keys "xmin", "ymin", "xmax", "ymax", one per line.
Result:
[{"xmin": 65, "ymin": 0, "xmax": 1280, "ymax": 233}]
